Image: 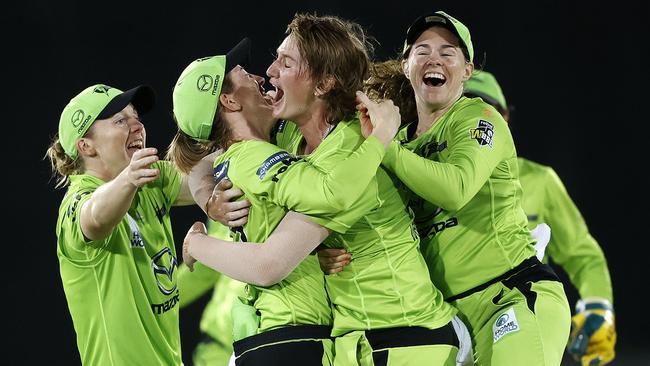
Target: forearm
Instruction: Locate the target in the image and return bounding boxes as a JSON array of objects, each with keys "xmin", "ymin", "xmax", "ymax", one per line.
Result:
[
  {"xmin": 187, "ymin": 212, "xmax": 329, "ymax": 286},
  {"xmin": 382, "ymin": 141, "xmax": 486, "ymax": 211},
  {"xmin": 279, "ymin": 136, "xmax": 385, "ymax": 212},
  {"xmin": 80, "ymin": 171, "xmax": 138, "ymax": 240}
]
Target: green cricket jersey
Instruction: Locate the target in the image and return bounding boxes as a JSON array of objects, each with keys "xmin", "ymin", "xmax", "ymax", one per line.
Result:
[
  {"xmin": 211, "ymin": 128, "xmax": 386, "ymax": 333},
  {"xmin": 518, "ymin": 157, "xmax": 613, "ymax": 302},
  {"xmin": 56, "ymin": 161, "xmax": 182, "ymax": 366},
  {"xmin": 178, "ymin": 220, "xmax": 244, "ymax": 356},
  {"xmin": 276, "ymin": 119, "xmax": 456, "ymax": 337},
  {"xmin": 382, "ymin": 96, "xmax": 538, "ymax": 299}
]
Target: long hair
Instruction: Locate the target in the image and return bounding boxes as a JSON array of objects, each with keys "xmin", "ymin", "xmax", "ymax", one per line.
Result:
[
  {"xmin": 287, "ymin": 13, "xmax": 375, "ymax": 124},
  {"xmin": 45, "ymin": 135, "xmax": 86, "ymax": 188}
]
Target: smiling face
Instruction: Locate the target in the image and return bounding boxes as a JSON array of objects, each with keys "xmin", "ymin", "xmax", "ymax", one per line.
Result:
[
  {"xmin": 226, "ymin": 65, "xmax": 276, "ymax": 127},
  {"xmin": 79, "ymin": 103, "xmax": 146, "ymax": 178},
  {"xmin": 402, "ymin": 26, "xmax": 473, "ymax": 113},
  {"xmin": 266, "ymin": 34, "xmax": 318, "ymax": 123}
]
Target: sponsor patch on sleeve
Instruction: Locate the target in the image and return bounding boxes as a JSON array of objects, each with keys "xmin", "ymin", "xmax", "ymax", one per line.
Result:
[
  {"xmin": 256, "ymin": 151, "xmax": 291, "ymax": 179},
  {"xmin": 469, "ymin": 119, "xmax": 494, "ymax": 147},
  {"xmin": 213, "ymin": 160, "xmax": 230, "ymax": 183},
  {"xmin": 493, "ymin": 307, "xmax": 520, "ymax": 343}
]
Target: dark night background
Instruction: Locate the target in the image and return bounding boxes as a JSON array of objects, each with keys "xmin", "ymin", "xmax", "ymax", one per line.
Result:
[{"xmin": 5, "ymin": 0, "xmax": 647, "ymax": 364}]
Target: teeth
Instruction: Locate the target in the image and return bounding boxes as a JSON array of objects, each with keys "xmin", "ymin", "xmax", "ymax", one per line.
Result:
[
  {"xmin": 424, "ymin": 72, "xmax": 445, "ymax": 80},
  {"xmin": 128, "ymin": 140, "xmax": 143, "ymax": 149}
]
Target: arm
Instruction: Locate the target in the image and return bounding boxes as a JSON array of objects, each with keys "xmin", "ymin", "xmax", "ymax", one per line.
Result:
[
  {"xmin": 271, "ymin": 92, "xmax": 400, "ymax": 213},
  {"xmin": 80, "ymin": 147, "xmax": 159, "ymax": 241},
  {"xmin": 172, "ymin": 173, "xmax": 195, "ymax": 206},
  {"xmin": 381, "ymin": 108, "xmax": 510, "ymax": 211},
  {"xmin": 190, "ymin": 150, "xmax": 251, "ymax": 227},
  {"xmin": 542, "ymin": 167, "xmax": 613, "ymax": 302},
  {"xmin": 183, "ymin": 211, "xmax": 330, "ymax": 287}
]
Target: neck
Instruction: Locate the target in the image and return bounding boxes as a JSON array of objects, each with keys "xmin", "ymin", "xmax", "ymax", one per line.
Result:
[
  {"xmin": 84, "ymin": 162, "xmax": 119, "ymax": 182},
  {"xmin": 415, "ymin": 90, "xmax": 463, "ymax": 136},
  {"xmin": 227, "ymin": 113, "xmax": 274, "ymax": 143},
  {"xmin": 293, "ymin": 103, "xmax": 331, "ymax": 154}
]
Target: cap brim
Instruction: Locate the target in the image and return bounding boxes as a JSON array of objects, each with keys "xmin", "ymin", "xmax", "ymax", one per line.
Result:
[
  {"xmin": 225, "ymin": 37, "xmax": 251, "ymax": 74},
  {"xmin": 404, "ymin": 13, "xmax": 465, "ymax": 57},
  {"xmin": 98, "ymin": 85, "xmax": 156, "ymax": 120}
]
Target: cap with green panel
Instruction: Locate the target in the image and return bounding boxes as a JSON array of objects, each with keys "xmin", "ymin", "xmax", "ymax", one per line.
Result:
[
  {"xmin": 464, "ymin": 71, "xmax": 507, "ymax": 111},
  {"xmin": 402, "ymin": 11, "xmax": 474, "ymax": 63},
  {"xmin": 173, "ymin": 37, "xmax": 251, "ymax": 141},
  {"xmin": 58, "ymin": 84, "xmax": 155, "ymax": 159}
]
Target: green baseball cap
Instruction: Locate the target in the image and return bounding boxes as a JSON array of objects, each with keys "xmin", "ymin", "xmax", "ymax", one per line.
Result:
[
  {"xmin": 173, "ymin": 37, "xmax": 251, "ymax": 141},
  {"xmin": 464, "ymin": 71, "xmax": 507, "ymax": 110},
  {"xmin": 58, "ymin": 84, "xmax": 155, "ymax": 159},
  {"xmin": 402, "ymin": 11, "xmax": 474, "ymax": 63}
]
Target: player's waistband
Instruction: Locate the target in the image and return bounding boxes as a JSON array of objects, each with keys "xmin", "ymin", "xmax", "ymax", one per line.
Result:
[
  {"xmin": 233, "ymin": 325, "xmax": 332, "ymax": 356},
  {"xmin": 362, "ymin": 323, "xmax": 459, "ymax": 350},
  {"xmin": 446, "ymin": 256, "xmax": 559, "ymax": 303}
]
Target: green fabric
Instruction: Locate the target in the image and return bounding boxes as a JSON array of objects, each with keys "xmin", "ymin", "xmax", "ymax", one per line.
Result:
[
  {"xmin": 382, "ymin": 96, "xmax": 537, "ymax": 299},
  {"xmin": 464, "ymin": 71, "xmax": 507, "ymax": 111},
  {"xmin": 453, "ymin": 280, "xmax": 570, "ymax": 366},
  {"xmin": 333, "ymin": 330, "xmax": 457, "ymax": 366},
  {"xmin": 178, "ymin": 219, "xmax": 244, "ymax": 364},
  {"xmin": 518, "ymin": 157, "xmax": 613, "ymax": 302},
  {"xmin": 58, "ymin": 84, "xmax": 125, "ymax": 159},
  {"xmin": 56, "ymin": 160, "xmax": 182, "ymax": 366},
  {"xmin": 173, "ymin": 55, "xmax": 227, "ymax": 141},
  {"xmin": 276, "ymin": 119, "xmax": 456, "ymax": 337}
]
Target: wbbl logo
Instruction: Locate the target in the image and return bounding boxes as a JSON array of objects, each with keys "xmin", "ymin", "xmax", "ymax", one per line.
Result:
[{"xmin": 469, "ymin": 120, "xmax": 494, "ymax": 147}]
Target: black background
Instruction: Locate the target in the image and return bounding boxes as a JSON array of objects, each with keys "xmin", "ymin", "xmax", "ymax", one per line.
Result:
[{"xmin": 5, "ymin": 0, "xmax": 647, "ymax": 364}]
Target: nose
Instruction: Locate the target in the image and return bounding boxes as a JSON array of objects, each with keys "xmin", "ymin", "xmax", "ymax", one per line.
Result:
[
  {"xmin": 129, "ymin": 117, "xmax": 144, "ymax": 132},
  {"xmin": 266, "ymin": 59, "xmax": 278, "ymax": 79}
]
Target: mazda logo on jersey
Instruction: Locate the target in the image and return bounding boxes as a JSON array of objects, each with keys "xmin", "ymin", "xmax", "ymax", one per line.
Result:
[
  {"xmin": 151, "ymin": 247, "xmax": 178, "ymax": 295},
  {"xmin": 469, "ymin": 119, "xmax": 494, "ymax": 147}
]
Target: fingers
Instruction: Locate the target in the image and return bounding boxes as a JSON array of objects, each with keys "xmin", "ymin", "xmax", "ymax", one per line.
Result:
[
  {"xmin": 190, "ymin": 221, "xmax": 207, "ymax": 234},
  {"xmin": 222, "ymin": 187, "xmax": 246, "ymax": 201},
  {"xmin": 355, "ymin": 90, "xmax": 373, "ymax": 107},
  {"xmin": 317, "ymin": 248, "xmax": 352, "ymax": 274},
  {"xmin": 215, "ymin": 179, "xmax": 233, "ymax": 191}
]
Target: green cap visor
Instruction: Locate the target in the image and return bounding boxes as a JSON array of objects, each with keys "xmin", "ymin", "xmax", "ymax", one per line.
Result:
[
  {"xmin": 464, "ymin": 71, "xmax": 507, "ymax": 110},
  {"xmin": 173, "ymin": 37, "xmax": 251, "ymax": 141},
  {"xmin": 58, "ymin": 84, "xmax": 155, "ymax": 159},
  {"xmin": 403, "ymin": 11, "xmax": 474, "ymax": 63}
]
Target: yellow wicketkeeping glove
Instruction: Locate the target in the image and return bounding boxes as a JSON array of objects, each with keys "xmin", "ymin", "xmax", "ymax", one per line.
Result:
[{"xmin": 567, "ymin": 298, "xmax": 616, "ymax": 366}]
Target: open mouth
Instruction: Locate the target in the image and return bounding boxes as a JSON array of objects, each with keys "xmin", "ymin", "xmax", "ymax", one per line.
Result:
[
  {"xmin": 271, "ymin": 85, "xmax": 284, "ymax": 106},
  {"xmin": 127, "ymin": 139, "xmax": 143, "ymax": 151},
  {"xmin": 423, "ymin": 72, "xmax": 446, "ymax": 87}
]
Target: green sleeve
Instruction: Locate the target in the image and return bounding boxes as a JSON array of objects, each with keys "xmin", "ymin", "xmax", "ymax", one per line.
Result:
[
  {"xmin": 154, "ymin": 160, "xmax": 182, "ymax": 209},
  {"xmin": 541, "ymin": 168, "xmax": 613, "ymax": 303},
  {"xmin": 382, "ymin": 109, "xmax": 510, "ymax": 211},
  {"xmin": 239, "ymin": 136, "xmax": 386, "ymax": 215}
]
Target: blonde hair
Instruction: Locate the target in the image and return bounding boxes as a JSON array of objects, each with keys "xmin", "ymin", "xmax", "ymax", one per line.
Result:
[
  {"xmin": 287, "ymin": 13, "xmax": 374, "ymax": 124},
  {"xmin": 45, "ymin": 135, "xmax": 85, "ymax": 188}
]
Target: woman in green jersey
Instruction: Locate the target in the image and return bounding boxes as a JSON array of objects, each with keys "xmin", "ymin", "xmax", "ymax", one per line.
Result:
[
  {"xmin": 47, "ymin": 84, "xmax": 199, "ymax": 365},
  {"xmin": 181, "ymin": 14, "xmax": 472, "ymax": 366},
  {"xmin": 463, "ymin": 70, "xmax": 616, "ymax": 366},
  {"xmin": 323, "ymin": 10, "xmax": 571, "ymax": 366},
  {"xmin": 169, "ymin": 34, "xmax": 403, "ymax": 366}
]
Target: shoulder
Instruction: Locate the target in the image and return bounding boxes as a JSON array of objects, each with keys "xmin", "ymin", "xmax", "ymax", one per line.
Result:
[{"xmin": 518, "ymin": 157, "xmax": 558, "ymax": 182}]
